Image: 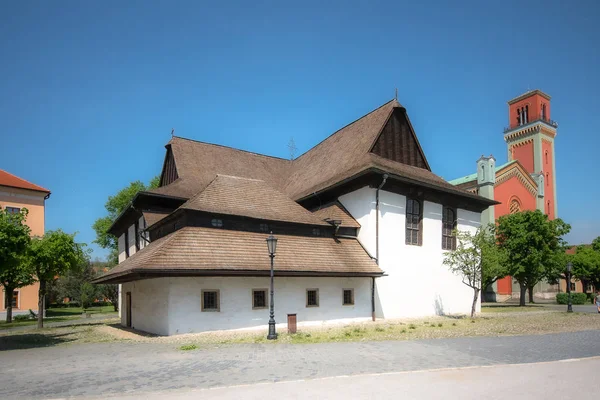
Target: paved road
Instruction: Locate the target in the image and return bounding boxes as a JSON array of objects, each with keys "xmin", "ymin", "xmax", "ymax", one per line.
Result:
[
  {"xmin": 2, "ymin": 330, "xmax": 600, "ymax": 399},
  {"xmin": 98, "ymin": 357, "xmax": 600, "ymax": 400}
]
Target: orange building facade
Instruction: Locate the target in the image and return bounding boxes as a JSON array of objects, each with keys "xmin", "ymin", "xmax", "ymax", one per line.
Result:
[
  {"xmin": 450, "ymin": 89, "xmax": 559, "ymax": 300},
  {"xmin": 0, "ymin": 169, "xmax": 50, "ymax": 314}
]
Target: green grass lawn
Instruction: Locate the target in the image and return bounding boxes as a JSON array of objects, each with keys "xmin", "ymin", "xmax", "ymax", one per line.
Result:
[
  {"xmin": 0, "ymin": 316, "xmax": 79, "ymax": 330},
  {"xmin": 0, "ymin": 306, "xmax": 117, "ymax": 330},
  {"xmin": 481, "ymin": 305, "xmax": 544, "ymax": 313},
  {"xmin": 46, "ymin": 306, "xmax": 116, "ymax": 317}
]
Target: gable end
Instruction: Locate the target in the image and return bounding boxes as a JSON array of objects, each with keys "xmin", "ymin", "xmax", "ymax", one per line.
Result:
[
  {"xmin": 369, "ymin": 108, "xmax": 430, "ymax": 170},
  {"xmin": 159, "ymin": 145, "xmax": 179, "ymax": 186}
]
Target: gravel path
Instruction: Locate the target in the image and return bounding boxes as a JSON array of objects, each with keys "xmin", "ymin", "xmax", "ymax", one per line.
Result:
[{"xmin": 2, "ymin": 330, "xmax": 600, "ymax": 399}]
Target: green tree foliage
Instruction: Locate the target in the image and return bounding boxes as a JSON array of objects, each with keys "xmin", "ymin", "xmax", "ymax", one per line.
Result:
[
  {"xmin": 27, "ymin": 230, "xmax": 88, "ymax": 328},
  {"xmin": 443, "ymin": 226, "xmax": 506, "ymax": 317},
  {"xmin": 571, "ymin": 244, "xmax": 600, "ymax": 290},
  {"xmin": 592, "ymin": 236, "xmax": 600, "ymax": 252},
  {"xmin": 496, "ymin": 210, "xmax": 571, "ymax": 306},
  {"xmin": 0, "ymin": 208, "xmax": 33, "ymax": 322},
  {"xmin": 93, "ymin": 177, "xmax": 159, "ymax": 264}
]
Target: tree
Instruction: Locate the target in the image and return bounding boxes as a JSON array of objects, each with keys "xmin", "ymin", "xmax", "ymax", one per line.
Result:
[
  {"xmin": 92, "ymin": 178, "xmax": 159, "ymax": 264},
  {"xmin": 592, "ymin": 236, "xmax": 600, "ymax": 253},
  {"xmin": 27, "ymin": 230, "xmax": 88, "ymax": 328},
  {"xmin": 0, "ymin": 208, "xmax": 33, "ymax": 322},
  {"xmin": 443, "ymin": 226, "xmax": 505, "ymax": 317},
  {"xmin": 496, "ymin": 210, "xmax": 571, "ymax": 306},
  {"xmin": 571, "ymin": 245, "xmax": 600, "ymax": 291}
]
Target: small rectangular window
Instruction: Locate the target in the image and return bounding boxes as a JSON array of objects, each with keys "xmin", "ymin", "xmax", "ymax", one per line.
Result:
[
  {"xmin": 134, "ymin": 220, "xmax": 140, "ymax": 251},
  {"xmin": 5, "ymin": 207, "xmax": 20, "ymax": 214},
  {"xmin": 201, "ymin": 290, "xmax": 220, "ymax": 312},
  {"xmin": 569, "ymin": 283, "xmax": 576, "ymax": 291},
  {"xmin": 12, "ymin": 291, "xmax": 19, "ymax": 308},
  {"xmin": 343, "ymin": 289, "xmax": 354, "ymax": 306},
  {"xmin": 306, "ymin": 289, "xmax": 319, "ymax": 307},
  {"xmin": 252, "ymin": 289, "xmax": 267, "ymax": 309}
]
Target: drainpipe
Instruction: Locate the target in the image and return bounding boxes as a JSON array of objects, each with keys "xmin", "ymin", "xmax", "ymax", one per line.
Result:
[{"xmin": 373, "ymin": 174, "xmax": 388, "ymax": 321}]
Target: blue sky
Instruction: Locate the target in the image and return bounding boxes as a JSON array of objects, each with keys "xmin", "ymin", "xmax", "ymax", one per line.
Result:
[{"xmin": 1, "ymin": 1, "xmax": 598, "ymax": 259}]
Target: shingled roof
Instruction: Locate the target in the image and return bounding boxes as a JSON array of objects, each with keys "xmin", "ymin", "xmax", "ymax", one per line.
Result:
[
  {"xmin": 0, "ymin": 169, "xmax": 50, "ymax": 194},
  {"xmin": 94, "ymin": 226, "xmax": 382, "ymax": 283},
  {"xmin": 311, "ymin": 202, "xmax": 361, "ymax": 228},
  {"xmin": 179, "ymin": 175, "xmax": 329, "ymax": 226},
  {"xmin": 151, "ymin": 99, "xmax": 488, "ymax": 206},
  {"xmin": 150, "ymin": 137, "xmax": 291, "ymax": 199}
]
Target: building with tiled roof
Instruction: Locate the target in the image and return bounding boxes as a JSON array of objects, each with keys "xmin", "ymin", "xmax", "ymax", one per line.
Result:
[
  {"xmin": 1, "ymin": 169, "xmax": 50, "ymax": 315},
  {"xmin": 449, "ymin": 89, "xmax": 560, "ymax": 302},
  {"xmin": 95, "ymin": 98, "xmax": 495, "ymax": 336}
]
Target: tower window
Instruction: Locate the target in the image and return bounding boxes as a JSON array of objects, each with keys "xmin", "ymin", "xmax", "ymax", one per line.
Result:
[
  {"xmin": 547, "ymin": 201, "xmax": 551, "ymax": 214},
  {"xmin": 542, "ymin": 104, "xmax": 547, "ymax": 120},
  {"xmin": 546, "ymin": 172, "xmax": 549, "ymax": 186},
  {"xmin": 525, "ymin": 105, "xmax": 529, "ymax": 123},
  {"xmin": 545, "ymin": 151, "xmax": 549, "ymax": 165},
  {"xmin": 406, "ymin": 198, "xmax": 422, "ymax": 246},
  {"xmin": 509, "ymin": 199, "xmax": 521, "ymax": 214}
]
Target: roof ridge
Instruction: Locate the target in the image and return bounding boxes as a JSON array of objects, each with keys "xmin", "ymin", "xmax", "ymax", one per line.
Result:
[
  {"xmin": 170, "ymin": 136, "xmax": 290, "ymax": 162},
  {"xmin": 0, "ymin": 168, "xmax": 50, "ymax": 192},
  {"xmin": 215, "ymin": 174, "xmax": 265, "ymax": 182},
  {"xmin": 293, "ymin": 99, "xmax": 399, "ymax": 162}
]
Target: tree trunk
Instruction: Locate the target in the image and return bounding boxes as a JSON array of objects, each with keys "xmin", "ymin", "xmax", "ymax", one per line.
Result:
[
  {"xmin": 4, "ymin": 287, "xmax": 13, "ymax": 323},
  {"xmin": 528, "ymin": 285, "xmax": 535, "ymax": 304},
  {"xmin": 519, "ymin": 282, "xmax": 527, "ymax": 306},
  {"xmin": 471, "ymin": 288, "xmax": 480, "ymax": 318},
  {"xmin": 37, "ymin": 279, "xmax": 46, "ymax": 329}
]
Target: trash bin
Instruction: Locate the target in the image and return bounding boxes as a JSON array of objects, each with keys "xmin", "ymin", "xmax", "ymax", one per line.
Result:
[{"xmin": 287, "ymin": 314, "xmax": 297, "ymax": 334}]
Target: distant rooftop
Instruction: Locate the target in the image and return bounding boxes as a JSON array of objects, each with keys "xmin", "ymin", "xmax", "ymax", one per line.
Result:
[
  {"xmin": 0, "ymin": 169, "xmax": 50, "ymax": 193},
  {"xmin": 507, "ymin": 89, "xmax": 551, "ymax": 105},
  {"xmin": 448, "ymin": 160, "xmax": 517, "ymax": 186}
]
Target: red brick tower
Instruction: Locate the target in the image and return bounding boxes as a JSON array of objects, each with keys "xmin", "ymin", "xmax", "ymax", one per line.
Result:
[{"xmin": 504, "ymin": 90, "xmax": 557, "ymax": 219}]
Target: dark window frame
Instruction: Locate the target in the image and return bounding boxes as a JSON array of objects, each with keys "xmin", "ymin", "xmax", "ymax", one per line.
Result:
[
  {"xmin": 405, "ymin": 198, "xmax": 423, "ymax": 246},
  {"xmin": 342, "ymin": 288, "xmax": 354, "ymax": 306},
  {"xmin": 201, "ymin": 289, "xmax": 220, "ymax": 312},
  {"xmin": 442, "ymin": 206, "xmax": 457, "ymax": 251},
  {"xmin": 252, "ymin": 288, "xmax": 268, "ymax": 309},
  {"xmin": 306, "ymin": 289, "xmax": 319, "ymax": 307},
  {"xmin": 124, "ymin": 230, "xmax": 130, "ymax": 258},
  {"xmin": 11, "ymin": 290, "xmax": 19, "ymax": 308}
]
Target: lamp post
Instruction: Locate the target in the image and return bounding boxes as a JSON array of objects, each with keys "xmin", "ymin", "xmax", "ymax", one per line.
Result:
[
  {"xmin": 266, "ymin": 233, "xmax": 278, "ymax": 340},
  {"xmin": 566, "ymin": 262, "xmax": 573, "ymax": 313}
]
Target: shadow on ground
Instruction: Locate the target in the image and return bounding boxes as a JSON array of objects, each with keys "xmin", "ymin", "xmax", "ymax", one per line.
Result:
[{"xmin": 0, "ymin": 332, "xmax": 76, "ymax": 351}]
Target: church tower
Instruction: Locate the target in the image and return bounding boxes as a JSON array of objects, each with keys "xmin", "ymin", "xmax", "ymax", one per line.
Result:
[{"xmin": 504, "ymin": 90, "xmax": 557, "ymax": 219}]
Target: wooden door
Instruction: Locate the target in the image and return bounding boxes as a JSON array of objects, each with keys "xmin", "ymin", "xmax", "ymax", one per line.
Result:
[{"xmin": 126, "ymin": 292, "xmax": 132, "ymax": 328}]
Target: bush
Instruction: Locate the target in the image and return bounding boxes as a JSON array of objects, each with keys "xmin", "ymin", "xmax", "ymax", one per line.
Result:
[
  {"xmin": 13, "ymin": 314, "xmax": 31, "ymax": 321},
  {"xmin": 556, "ymin": 292, "xmax": 587, "ymax": 305}
]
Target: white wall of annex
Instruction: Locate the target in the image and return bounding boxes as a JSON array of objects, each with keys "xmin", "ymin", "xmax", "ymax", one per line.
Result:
[
  {"xmin": 339, "ymin": 187, "xmax": 482, "ymax": 319},
  {"xmin": 165, "ymin": 276, "xmax": 371, "ymax": 335},
  {"xmin": 121, "ymin": 279, "xmax": 170, "ymax": 335}
]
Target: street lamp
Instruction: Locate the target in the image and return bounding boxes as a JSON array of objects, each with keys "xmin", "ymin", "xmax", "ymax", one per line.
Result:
[
  {"xmin": 566, "ymin": 262, "xmax": 573, "ymax": 313},
  {"xmin": 266, "ymin": 232, "xmax": 278, "ymax": 340}
]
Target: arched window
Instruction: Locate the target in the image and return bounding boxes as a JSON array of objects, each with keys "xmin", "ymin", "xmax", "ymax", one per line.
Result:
[
  {"xmin": 542, "ymin": 104, "xmax": 547, "ymax": 120},
  {"xmin": 546, "ymin": 172, "xmax": 549, "ymax": 186},
  {"xmin": 509, "ymin": 199, "xmax": 521, "ymax": 214},
  {"xmin": 405, "ymin": 198, "xmax": 422, "ymax": 246},
  {"xmin": 525, "ymin": 105, "xmax": 529, "ymax": 123},
  {"xmin": 481, "ymin": 165, "xmax": 485, "ymax": 181},
  {"xmin": 547, "ymin": 201, "xmax": 551, "ymax": 214},
  {"xmin": 442, "ymin": 207, "xmax": 457, "ymax": 250},
  {"xmin": 545, "ymin": 150, "xmax": 549, "ymax": 165}
]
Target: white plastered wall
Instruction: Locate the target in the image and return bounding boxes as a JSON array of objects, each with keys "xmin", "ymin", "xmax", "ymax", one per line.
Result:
[
  {"xmin": 120, "ymin": 276, "xmax": 371, "ymax": 335},
  {"xmin": 339, "ymin": 186, "xmax": 481, "ymax": 319}
]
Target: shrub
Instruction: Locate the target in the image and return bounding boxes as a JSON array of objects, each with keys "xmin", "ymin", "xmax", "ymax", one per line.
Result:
[
  {"xmin": 14, "ymin": 314, "xmax": 31, "ymax": 321},
  {"xmin": 556, "ymin": 292, "xmax": 587, "ymax": 305}
]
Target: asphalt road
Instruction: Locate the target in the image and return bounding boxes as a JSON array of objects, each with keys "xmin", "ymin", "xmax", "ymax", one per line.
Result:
[
  {"xmin": 99, "ymin": 357, "xmax": 600, "ymax": 400},
  {"xmin": 2, "ymin": 330, "xmax": 600, "ymax": 399}
]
